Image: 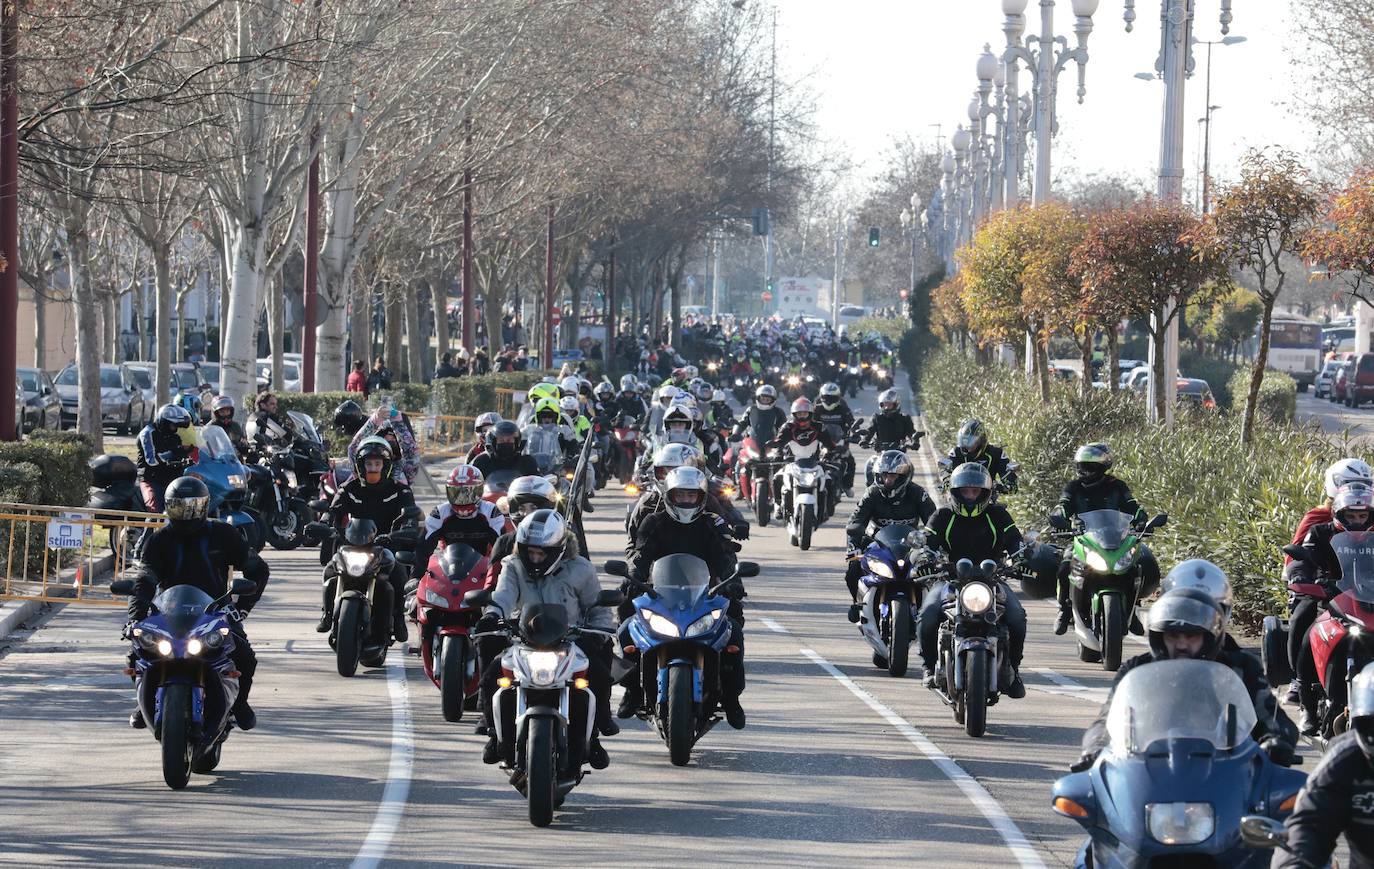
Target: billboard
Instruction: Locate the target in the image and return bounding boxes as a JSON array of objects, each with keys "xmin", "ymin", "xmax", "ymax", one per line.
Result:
[{"xmin": 776, "ymin": 276, "xmax": 831, "ymax": 320}]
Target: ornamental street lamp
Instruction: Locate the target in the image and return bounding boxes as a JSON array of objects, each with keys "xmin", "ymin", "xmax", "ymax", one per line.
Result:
[{"xmin": 900, "ymin": 192, "xmax": 921, "ymax": 311}]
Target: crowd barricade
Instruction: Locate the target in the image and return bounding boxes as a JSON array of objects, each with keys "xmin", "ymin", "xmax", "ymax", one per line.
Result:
[
  {"xmin": 416, "ymin": 415, "xmax": 477, "ymax": 459},
  {"xmin": 0, "ymin": 503, "xmax": 163, "ymax": 606}
]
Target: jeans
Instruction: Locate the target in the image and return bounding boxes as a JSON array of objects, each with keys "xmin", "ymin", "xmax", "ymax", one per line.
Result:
[{"xmin": 918, "ymin": 581, "xmax": 1026, "ymax": 671}]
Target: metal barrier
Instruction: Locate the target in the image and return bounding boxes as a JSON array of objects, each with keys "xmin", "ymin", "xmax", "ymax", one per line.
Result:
[
  {"xmin": 495, "ymin": 388, "xmax": 527, "ymax": 420},
  {"xmin": 0, "ymin": 503, "xmax": 163, "ymax": 605},
  {"xmin": 417, "ymin": 415, "xmax": 477, "ymax": 459}
]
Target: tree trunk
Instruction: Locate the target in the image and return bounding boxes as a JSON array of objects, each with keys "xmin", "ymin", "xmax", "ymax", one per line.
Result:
[
  {"xmin": 175, "ymin": 290, "xmax": 190, "ymax": 367},
  {"xmin": 350, "ymin": 278, "xmax": 371, "ymax": 373},
  {"xmin": 384, "ymin": 285, "xmax": 403, "ymax": 381},
  {"xmin": 33, "ymin": 280, "xmax": 46, "ymax": 368},
  {"xmin": 269, "ymin": 272, "xmax": 285, "ymax": 390},
  {"xmin": 1036, "ymin": 336, "xmax": 1051, "ymax": 403},
  {"xmin": 154, "ymin": 241, "xmax": 174, "ymax": 403},
  {"xmin": 404, "ymin": 282, "xmax": 424, "ymax": 383},
  {"xmin": 430, "ymin": 270, "xmax": 449, "ymax": 365},
  {"xmin": 1106, "ymin": 329, "xmax": 1120, "ymax": 394},
  {"xmin": 132, "ymin": 277, "xmax": 146, "ymax": 362},
  {"xmin": 222, "ymin": 223, "xmax": 266, "ymax": 404},
  {"xmin": 1080, "ymin": 334, "xmax": 1094, "ymax": 399},
  {"xmin": 1149, "ymin": 309, "xmax": 1168, "ymax": 423},
  {"xmin": 66, "ymin": 219, "xmax": 103, "ymax": 451},
  {"xmin": 1242, "ymin": 298, "xmax": 1277, "ymax": 445}
]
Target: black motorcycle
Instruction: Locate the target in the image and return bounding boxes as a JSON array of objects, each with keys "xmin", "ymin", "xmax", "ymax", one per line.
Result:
[{"xmin": 931, "ymin": 557, "xmax": 1013, "ymax": 738}]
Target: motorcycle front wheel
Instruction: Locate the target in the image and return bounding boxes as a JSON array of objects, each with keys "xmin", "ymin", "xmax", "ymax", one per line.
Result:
[
  {"xmin": 439, "ymin": 637, "xmax": 466, "ymax": 723},
  {"xmin": 336, "ymin": 598, "xmax": 365, "ymax": 678},
  {"xmin": 160, "ymin": 683, "xmax": 193, "ymax": 789},
  {"xmin": 265, "ymin": 501, "xmax": 307, "ymax": 551},
  {"xmin": 527, "ymin": 716, "xmax": 557, "ymax": 827},
  {"xmin": 798, "ymin": 504, "xmax": 815, "ymax": 551},
  {"xmin": 964, "ymin": 651, "xmax": 988, "ymax": 738},
  {"xmin": 667, "ymin": 663, "xmax": 694, "ymax": 767},
  {"xmin": 1101, "ymin": 593, "xmax": 1124, "ymax": 672},
  {"xmin": 753, "ymin": 476, "xmax": 771, "ymax": 527},
  {"xmin": 887, "ymin": 602, "xmax": 911, "ymax": 678}
]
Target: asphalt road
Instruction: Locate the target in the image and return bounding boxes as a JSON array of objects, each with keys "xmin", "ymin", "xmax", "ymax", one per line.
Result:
[
  {"xmin": 1296, "ymin": 391, "xmax": 1374, "ymax": 445},
  {"xmin": 0, "ymin": 380, "xmax": 1313, "ymax": 867}
]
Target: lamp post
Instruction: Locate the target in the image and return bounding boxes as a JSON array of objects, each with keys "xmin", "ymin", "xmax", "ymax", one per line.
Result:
[
  {"xmin": 940, "ymin": 152, "xmax": 956, "ymax": 273},
  {"xmin": 900, "ymin": 193, "xmax": 920, "ymax": 310},
  {"xmin": 951, "ymin": 126, "xmax": 972, "ymax": 249},
  {"xmin": 1198, "ymin": 35, "xmax": 1244, "ymax": 213},
  {"xmin": 1001, "ymin": 0, "xmax": 1099, "ymax": 206}
]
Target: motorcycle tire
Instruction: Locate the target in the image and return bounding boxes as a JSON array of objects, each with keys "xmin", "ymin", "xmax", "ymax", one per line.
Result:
[
  {"xmin": 1101, "ymin": 594, "xmax": 1124, "ymax": 672},
  {"xmin": 887, "ymin": 604, "xmax": 911, "ymax": 678},
  {"xmin": 667, "ymin": 663, "xmax": 694, "ymax": 767},
  {"xmin": 527, "ymin": 716, "xmax": 557, "ymax": 827},
  {"xmin": 964, "ymin": 651, "xmax": 988, "ymax": 738},
  {"xmin": 1077, "ymin": 642, "xmax": 1102, "ymax": 664},
  {"xmin": 336, "ymin": 598, "xmax": 364, "ymax": 678},
  {"xmin": 1261, "ymin": 616, "xmax": 1293, "ymax": 686},
  {"xmin": 191, "ymin": 738, "xmax": 223, "ymax": 774},
  {"xmin": 754, "ymin": 480, "xmax": 770, "ymax": 528},
  {"xmin": 439, "ymin": 638, "xmax": 466, "ymax": 723},
  {"xmin": 161, "ymin": 683, "xmax": 194, "ymax": 790},
  {"xmin": 799, "ymin": 505, "xmax": 815, "ymax": 551},
  {"xmin": 265, "ymin": 503, "xmax": 306, "ymax": 551},
  {"xmin": 947, "ymin": 655, "xmax": 965, "ymax": 724}
]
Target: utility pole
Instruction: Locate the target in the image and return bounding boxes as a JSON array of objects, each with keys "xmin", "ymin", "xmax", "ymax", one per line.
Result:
[
  {"xmin": 711, "ymin": 228, "xmax": 724, "ymax": 317},
  {"xmin": 461, "ymin": 115, "xmax": 475, "ymax": 355},
  {"xmin": 763, "ymin": 7, "xmax": 776, "ymax": 309},
  {"xmin": 0, "ymin": 1, "xmax": 17, "ymax": 442}
]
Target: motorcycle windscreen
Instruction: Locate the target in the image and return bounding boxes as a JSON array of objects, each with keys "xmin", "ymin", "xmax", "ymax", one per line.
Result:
[
  {"xmin": 440, "ymin": 542, "xmax": 482, "ymax": 579},
  {"xmin": 287, "ymin": 410, "xmax": 322, "ymax": 444},
  {"xmin": 196, "ymin": 424, "xmax": 240, "ymax": 463},
  {"xmin": 873, "ymin": 523, "xmax": 918, "ymax": 558},
  {"xmin": 151, "ymin": 584, "xmax": 217, "ymax": 634},
  {"xmin": 649, "ymin": 554, "xmax": 712, "ymax": 610},
  {"xmin": 483, "ymin": 469, "xmax": 518, "ymax": 497},
  {"xmin": 1331, "ymin": 530, "xmax": 1374, "ymax": 600},
  {"xmin": 1078, "ymin": 510, "xmax": 1133, "ymax": 551},
  {"xmin": 1105, "ymin": 659, "xmax": 1256, "ymax": 754},
  {"xmin": 520, "ymin": 603, "xmax": 570, "ymax": 650}
]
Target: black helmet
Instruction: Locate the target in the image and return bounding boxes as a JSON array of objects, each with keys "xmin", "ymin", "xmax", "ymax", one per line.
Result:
[
  {"xmin": 1075, "ymin": 443, "xmax": 1114, "ymax": 486},
  {"xmin": 949, "ymin": 462, "xmax": 994, "ymax": 517},
  {"xmin": 957, "ymin": 418, "xmax": 988, "ymax": 457},
  {"xmin": 333, "ymin": 399, "xmax": 367, "ymax": 436},
  {"xmin": 485, "ymin": 420, "xmax": 523, "ymax": 461},
  {"xmin": 354, "ymin": 437, "xmax": 394, "ymax": 487},
  {"xmin": 164, "ymin": 476, "xmax": 210, "ymax": 532},
  {"xmin": 1146, "ymin": 587, "xmax": 1224, "ymax": 661},
  {"xmin": 155, "ymin": 403, "xmax": 193, "ymax": 437},
  {"xmin": 873, "ymin": 449, "xmax": 913, "ymax": 500}
]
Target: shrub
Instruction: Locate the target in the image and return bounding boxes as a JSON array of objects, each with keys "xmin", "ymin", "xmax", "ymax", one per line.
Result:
[
  {"xmin": 1227, "ymin": 368, "xmax": 1297, "ymax": 425},
  {"xmin": 431, "ymin": 370, "xmax": 554, "ymax": 418},
  {"xmin": 0, "ymin": 430, "xmax": 96, "ymax": 507}
]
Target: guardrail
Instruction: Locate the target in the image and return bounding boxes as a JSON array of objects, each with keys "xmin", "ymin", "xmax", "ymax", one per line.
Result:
[{"xmin": 0, "ymin": 503, "xmax": 163, "ymax": 606}]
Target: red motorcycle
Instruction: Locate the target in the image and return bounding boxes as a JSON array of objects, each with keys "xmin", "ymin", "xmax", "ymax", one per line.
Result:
[
  {"xmin": 314, "ymin": 459, "xmax": 353, "ymax": 565},
  {"xmin": 612, "ymin": 414, "xmax": 640, "ymax": 485},
  {"xmin": 1304, "ymin": 531, "xmax": 1374, "ymax": 739},
  {"xmin": 729, "ymin": 434, "xmax": 775, "ymax": 527},
  {"xmin": 1260, "ymin": 547, "xmax": 1340, "ymax": 686},
  {"xmin": 416, "ymin": 542, "xmax": 489, "ymax": 722}
]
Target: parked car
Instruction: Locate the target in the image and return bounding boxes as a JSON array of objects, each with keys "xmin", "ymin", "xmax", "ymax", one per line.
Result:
[
  {"xmin": 1333, "ymin": 360, "xmax": 1355, "ymax": 405},
  {"xmin": 16, "ymin": 367, "xmax": 61, "ymax": 433},
  {"xmin": 196, "ymin": 361, "xmax": 220, "ymax": 393},
  {"xmin": 1314, "ymin": 359, "xmax": 1341, "ymax": 399},
  {"xmin": 1340, "ymin": 353, "xmax": 1374, "ymax": 408},
  {"xmin": 837, "ymin": 304, "xmax": 868, "ymax": 328},
  {"xmin": 53, "ymin": 363, "xmax": 148, "ymax": 434},
  {"xmin": 1175, "ymin": 377, "xmax": 1217, "ymax": 410},
  {"xmin": 121, "ymin": 363, "xmax": 160, "ymax": 419},
  {"xmin": 255, "ymin": 357, "xmax": 301, "ymax": 392},
  {"xmin": 1122, "ymin": 365, "xmax": 1151, "ymax": 392},
  {"xmin": 14, "ymin": 379, "xmax": 22, "ymax": 436}
]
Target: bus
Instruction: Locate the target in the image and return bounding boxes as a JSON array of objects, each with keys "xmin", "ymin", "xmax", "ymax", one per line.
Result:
[
  {"xmin": 1266, "ymin": 313, "xmax": 1323, "ymax": 391},
  {"xmin": 1322, "ymin": 321, "xmax": 1356, "ymax": 356}
]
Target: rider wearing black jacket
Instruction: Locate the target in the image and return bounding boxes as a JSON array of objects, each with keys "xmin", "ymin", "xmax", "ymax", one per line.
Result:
[
  {"xmin": 470, "ymin": 421, "xmax": 541, "ymax": 479},
  {"xmin": 947, "ymin": 419, "xmax": 1016, "ymax": 491},
  {"xmin": 862, "ymin": 389, "xmax": 919, "ymax": 449},
  {"xmin": 814, "ymin": 383, "xmax": 856, "ymax": 492},
  {"xmin": 135, "ymin": 404, "xmax": 197, "ymax": 511},
  {"xmin": 733, "ymin": 386, "xmax": 787, "ymax": 444},
  {"xmin": 318, "ymin": 439, "xmax": 418, "ymax": 641},
  {"xmin": 844, "ymin": 450, "xmax": 937, "ymax": 617},
  {"xmin": 128, "ymin": 477, "xmax": 270, "ymax": 731}
]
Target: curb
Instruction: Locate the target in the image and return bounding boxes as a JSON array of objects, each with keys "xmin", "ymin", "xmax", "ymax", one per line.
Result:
[{"xmin": 0, "ymin": 550, "xmax": 117, "ymax": 643}]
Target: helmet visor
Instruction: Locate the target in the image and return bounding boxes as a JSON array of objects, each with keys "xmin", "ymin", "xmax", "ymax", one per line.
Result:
[
  {"xmin": 166, "ymin": 494, "xmax": 209, "ymax": 522},
  {"xmin": 447, "ymin": 484, "xmax": 481, "ymax": 507}
]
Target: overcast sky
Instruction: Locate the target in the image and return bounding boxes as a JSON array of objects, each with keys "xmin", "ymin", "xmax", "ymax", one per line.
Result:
[{"xmin": 780, "ymin": 1, "xmax": 1315, "ymax": 201}]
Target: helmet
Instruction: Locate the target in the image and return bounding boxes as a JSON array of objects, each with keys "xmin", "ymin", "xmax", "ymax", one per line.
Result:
[
  {"xmin": 790, "ymin": 397, "xmax": 813, "ymax": 424},
  {"xmin": 507, "ymin": 475, "xmax": 557, "ymax": 518},
  {"xmin": 1349, "ymin": 667, "xmax": 1374, "ymax": 761},
  {"xmin": 558, "ymin": 396, "xmax": 581, "ymax": 418},
  {"xmin": 1146, "ymin": 587, "xmax": 1224, "ymax": 661},
  {"xmin": 154, "ymin": 403, "xmax": 193, "ymax": 437},
  {"xmin": 559, "ymin": 376, "xmax": 580, "ymax": 397},
  {"xmin": 534, "ymin": 397, "xmax": 562, "ymax": 424},
  {"xmin": 354, "ymin": 436, "xmax": 394, "ymax": 487},
  {"xmin": 1326, "ymin": 458, "xmax": 1374, "ymax": 499},
  {"xmin": 333, "ymin": 399, "xmax": 367, "ymax": 435},
  {"xmin": 486, "ymin": 420, "xmax": 523, "ymax": 461},
  {"xmin": 164, "ymin": 476, "xmax": 210, "ymax": 531},
  {"xmin": 445, "ymin": 464, "xmax": 484, "ymax": 518},
  {"xmin": 515, "ymin": 509, "xmax": 567, "ymax": 579},
  {"xmin": 528, "ymin": 382, "xmax": 560, "ymax": 405},
  {"xmin": 873, "ymin": 449, "xmax": 913, "ymax": 499},
  {"xmin": 957, "ymin": 419, "xmax": 988, "ymax": 456},
  {"xmin": 1333, "ymin": 482, "xmax": 1374, "ymax": 531},
  {"xmin": 662, "ymin": 466, "xmax": 708, "ymax": 524},
  {"xmin": 652, "ymin": 443, "xmax": 703, "ymax": 491},
  {"xmin": 663, "ymin": 405, "xmax": 693, "ymax": 432},
  {"xmin": 949, "ymin": 462, "xmax": 994, "ymax": 517},
  {"xmin": 578, "ymin": 378, "xmax": 594, "ymax": 399},
  {"xmin": 684, "ymin": 365, "xmax": 698, "ymax": 380},
  {"xmin": 211, "ymin": 395, "xmax": 235, "ymax": 423},
  {"xmin": 1161, "ymin": 559, "xmax": 1234, "ymax": 628},
  {"xmin": 1074, "ymin": 442, "xmax": 1114, "ymax": 485},
  {"xmin": 619, "ymin": 374, "xmax": 638, "ymax": 393},
  {"xmin": 818, "ymin": 382, "xmax": 841, "ymax": 408},
  {"xmin": 655, "ymin": 385, "xmax": 677, "ymax": 405},
  {"xmin": 877, "ymin": 389, "xmax": 900, "ymax": 416},
  {"xmin": 594, "ymin": 381, "xmax": 615, "ymax": 402},
  {"xmin": 693, "ymin": 380, "xmax": 714, "ymax": 403},
  {"xmin": 474, "ymin": 411, "xmax": 502, "ymax": 436},
  {"xmin": 755, "ymin": 384, "xmax": 777, "ymax": 409}
]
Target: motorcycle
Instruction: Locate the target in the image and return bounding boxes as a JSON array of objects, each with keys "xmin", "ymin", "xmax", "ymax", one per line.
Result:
[
  {"xmin": 611, "ymin": 414, "xmax": 640, "ymax": 486},
  {"xmin": 87, "ymin": 453, "xmax": 149, "ymax": 560},
  {"xmin": 110, "ymin": 576, "xmax": 257, "ymax": 789},
  {"xmin": 931, "ymin": 557, "xmax": 1012, "ymax": 737},
  {"xmin": 775, "ymin": 445, "xmax": 829, "ymax": 551},
  {"xmin": 284, "ymin": 411, "xmax": 330, "ymax": 505},
  {"xmin": 416, "ymin": 542, "xmax": 489, "ymax": 722},
  {"xmin": 1302, "ymin": 529, "xmax": 1374, "ymax": 741},
  {"xmin": 189, "ymin": 425, "xmax": 262, "ymax": 553},
  {"xmin": 1055, "ymin": 510, "xmax": 1167, "ymax": 671},
  {"xmin": 730, "ymin": 375, "xmax": 753, "ymax": 406},
  {"xmin": 464, "ymin": 588, "xmax": 622, "ymax": 827},
  {"xmin": 608, "ymin": 556, "xmax": 757, "ymax": 766},
  {"xmin": 841, "ymin": 365, "xmax": 861, "ymax": 398},
  {"xmin": 1053, "ymin": 658, "xmax": 1306, "ymax": 868},
  {"xmin": 729, "ymin": 431, "xmax": 779, "ymax": 528},
  {"xmin": 853, "ymin": 524, "xmax": 940, "ymax": 677}
]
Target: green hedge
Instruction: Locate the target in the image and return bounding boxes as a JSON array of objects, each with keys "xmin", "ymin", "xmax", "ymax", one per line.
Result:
[
  {"xmin": 916, "ymin": 347, "xmax": 1353, "ymax": 629},
  {"xmin": 0, "ymin": 430, "xmax": 96, "ymax": 507},
  {"xmin": 1226, "ymin": 368, "xmax": 1297, "ymax": 425},
  {"xmin": 431, "ymin": 370, "xmax": 554, "ymax": 417}
]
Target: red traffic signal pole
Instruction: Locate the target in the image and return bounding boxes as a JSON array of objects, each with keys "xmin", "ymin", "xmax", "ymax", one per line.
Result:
[
  {"xmin": 301, "ymin": 0, "xmax": 322, "ymax": 392},
  {"xmin": 0, "ymin": 3, "xmax": 18, "ymax": 442},
  {"xmin": 543, "ymin": 203, "xmax": 554, "ymax": 369}
]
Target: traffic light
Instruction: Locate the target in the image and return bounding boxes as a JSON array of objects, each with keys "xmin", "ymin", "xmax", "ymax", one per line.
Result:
[
  {"xmin": 752, "ymin": 207, "xmax": 770, "ymax": 237},
  {"xmin": 868, "ymin": 226, "xmax": 880, "ymax": 247}
]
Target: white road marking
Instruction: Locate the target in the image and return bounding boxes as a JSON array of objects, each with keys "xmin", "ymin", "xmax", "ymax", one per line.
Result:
[
  {"xmin": 1028, "ymin": 667, "xmax": 1108, "ymax": 703},
  {"xmin": 350, "ymin": 656, "xmax": 414, "ymax": 869},
  {"xmin": 759, "ymin": 615, "xmax": 789, "ymax": 634},
  {"xmin": 798, "ymin": 647, "xmax": 1047, "ymax": 869}
]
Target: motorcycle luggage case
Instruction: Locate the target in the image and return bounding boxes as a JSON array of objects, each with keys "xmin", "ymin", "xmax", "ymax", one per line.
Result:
[{"xmin": 90, "ymin": 454, "xmax": 137, "ymax": 486}]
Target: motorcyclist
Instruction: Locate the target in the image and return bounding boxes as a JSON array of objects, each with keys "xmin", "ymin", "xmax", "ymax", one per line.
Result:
[
  {"xmin": 621, "ymin": 466, "xmax": 746, "ymax": 728},
  {"xmin": 475, "ymin": 509, "xmax": 617, "ymax": 768},
  {"xmin": 612, "ymin": 374, "xmax": 650, "ymax": 425},
  {"xmin": 349, "ymin": 403, "xmax": 420, "ymax": 485},
  {"xmin": 127, "ymin": 476, "xmax": 269, "ymax": 730},
  {"xmin": 709, "ymin": 392, "xmax": 737, "ymax": 434},
  {"xmin": 844, "ymin": 450, "xmax": 937, "ymax": 621},
  {"xmin": 813, "ymin": 382, "xmax": 856, "ymax": 494},
  {"xmin": 917, "ymin": 462, "xmax": 1029, "ymax": 699},
  {"xmin": 732, "ymin": 384, "xmax": 787, "ymax": 446},
  {"xmin": 464, "ymin": 411, "xmax": 503, "ymax": 463},
  {"xmin": 1159, "ymin": 558, "xmax": 1241, "ymax": 653},
  {"xmin": 332, "ymin": 399, "xmax": 368, "ymax": 439},
  {"xmin": 1048, "ymin": 443, "xmax": 1156, "ymax": 636},
  {"xmin": 522, "ymin": 397, "xmax": 577, "ymax": 475},
  {"xmin": 1292, "ymin": 481, "xmax": 1374, "ymax": 735},
  {"xmin": 946, "ymin": 418, "xmax": 1017, "ymax": 492},
  {"xmin": 1275, "ymin": 666, "xmax": 1374, "ymax": 869},
  {"xmin": 317, "ymin": 437, "xmax": 417, "ymax": 641},
  {"xmin": 859, "ymin": 388, "xmax": 920, "ymax": 451},
  {"xmin": 626, "ymin": 443, "xmax": 747, "ymax": 541},
  {"xmin": 471, "ymin": 420, "xmax": 540, "ymax": 479},
  {"xmin": 247, "ymin": 392, "xmax": 293, "ymax": 454},
  {"xmin": 559, "ymin": 394, "xmax": 592, "ymax": 441},
  {"xmin": 1074, "ymin": 586, "xmax": 1297, "ymax": 770},
  {"xmin": 135, "ymin": 403, "xmax": 197, "ymax": 512},
  {"xmin": 209, "ymin": 395, "xmax": 250, "ymax": 460},
  {"xmin": 408, "ymin": 465, "xmax": 508, "ymax": 584},
  {"xmin": 765, "ymin": 397, "xmax": 838, "ymax": 503}
]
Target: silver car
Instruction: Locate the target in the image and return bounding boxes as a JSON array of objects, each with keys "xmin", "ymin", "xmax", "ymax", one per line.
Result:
[
  {"xmin": 54, "ymin": 363, "xmax": 149, "ymax": 435},
  {"xmin": 1315, "ymin": 359, "xmax": 1341, "ymax": 399}
]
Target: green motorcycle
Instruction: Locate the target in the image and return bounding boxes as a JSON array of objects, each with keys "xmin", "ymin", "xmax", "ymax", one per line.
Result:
[{"xmin": 1063, "ymin": 509, "xmax": 1167, "ymax": 672}]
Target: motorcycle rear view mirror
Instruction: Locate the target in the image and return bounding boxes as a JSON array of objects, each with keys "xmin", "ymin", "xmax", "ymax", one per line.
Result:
[
  {"xmin": 463, "ymin": 588, "xmax": 493, "ymax": 608},
  {"xmin": 1282, "ymin": 544, "xmax": 1313, "ymax": 564},
  {"xmin": 402, "ymin": 505, "xmax": 424, "ymax": 521},
  {"xmin": 979, "ymin": 559, "xmax": 999, "ymax": 578},
  {"xmin": 1146, "ymin": 513, "xmax": 1168, "ymax": 531},
  {"xmin": 736, "ymin": 561, "xmax": 760, "ymax": 578},
  {"xmin": 603, "ymin": 559, "xmax": 630, "ymax": 578},
  {"xmin": 310, "ymin": 499, "xmax": 329, "ymax": 513},
  {"xmin": 230, "ymin": 578, "xmax": 257, "ymax": 596},
  {"xmin": 109, "ymin": 579, "xmax": 135, "ymax": 596},
  {"xmin": 1238, "ymin": 815, "xmax": 1286, "ymax": 849},
  {"xmin": 303, "ymin": 522, "xmax": 331, "ymax": 543},
  {"xmin": 595, "ymin": 589, "xmax": 624, "ymax": 608},
  {"xmin": 727, "ymin": 434, "xmax": 743, "ymax": 443},
  {"xmin": 395, "ymin": 551, "xmax": 414, "ymax": 565}
]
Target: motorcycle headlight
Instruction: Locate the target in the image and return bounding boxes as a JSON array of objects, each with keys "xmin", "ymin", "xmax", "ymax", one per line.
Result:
[
  {"xmin": 227, "ymin": 474, "xmax": 245, "ymax": 489},
  {"xmin": 875, "ymin": 368, "xmax": 887, "ymax": 378},
  {"xmin": 1083, "ymin": 549, "xmax": 1109, "ymax": 573},
  {"xmin": 734, "ymin": 378, "xmax": 745, "ymax": 387},
  {"xmin": 643, "ymin": 610, "xmax": 681, "ymax": 638},
  {"xmin": 960, "ymin": 582, "xmax": 993, "ymax": 615},
  {"xmin": 1116, "ymin": 545, "xmax": 1139, "ymax": 571},
  {"xmin": 283, "ymin": 469, "xmax": 299, "ymax": 488},
  {"xmin": 1145, "ymin": 802, "xmax": 1214, "ymax": 846},
  {"xmin": 200, "ymin": 627, "xmax": 228, "ymax": 649},
  {"xmin": 865, "ymin": 557, "xmax": 894, "ymax": 579},
  {"xmin": 137, "ymin": 629, "xmax": 165, "ymax": 652},
  {"xmin": 156, "ymin": 639, "xmax": 173, "ymax": 657},
  {"xmin": 786, "ymin": 376, "xmax": 800, "ymax": 386},
  {"xmin": 521, "ymin": 649, "xmax": 564, "ymax": 686},
  {"xmin": 186, "ymin": 638, "xmax": 203, "ymax": 656},
  {"xmin": 686, "ymin": 608, "xmax": 723, "ymax": 637},
  {"xmin": 422, "ymin": 587, "xmax": 449, "ymax": 608},
  {"xmin": 341, "ymin": 547, "xmax": 373, "ymax": 577}
]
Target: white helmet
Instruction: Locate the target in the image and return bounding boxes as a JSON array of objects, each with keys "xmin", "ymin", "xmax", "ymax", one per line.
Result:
[
  {"xmin": 655, "ymin": 385, "xmax": 677, "ymax": 405},
  {"xmin": 559, "ymin": 376, "xmax": 580, "ymax": 397},
  {"xmin": 1326, "ymin": 458, "xmax": 1374, "ymax": 499},
  {"xmin": 558, "ymin": 395, "xmax": 581, "ymax": 417},
  {"xmin": 662, "ymin": 466, "xmax": 708, "ymax": 523}
]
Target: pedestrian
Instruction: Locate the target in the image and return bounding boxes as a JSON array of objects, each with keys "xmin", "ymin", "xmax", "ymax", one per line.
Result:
[
  {"xmin": 513, "ymin": 346, "xmax": 530, "ymax": 371},
  {"xmin": 471, "ymin": 346, "xmax": 491, "ymax": 376},
  {"xmin": 366, "ymin": 356, "xmax": 392, "ymax": 393},
  {"xmin": 346, "ymin": 360, "xmax": 368, "ymax": 395},
  {"xmin": 434, "ymin": 352, "xmax": 461, "ymax": 381}
]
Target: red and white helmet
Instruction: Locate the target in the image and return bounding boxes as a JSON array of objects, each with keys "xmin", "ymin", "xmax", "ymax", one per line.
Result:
[{"xmin": 446, "ymin": 464, "xmax": 484, "ymax": 518}]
